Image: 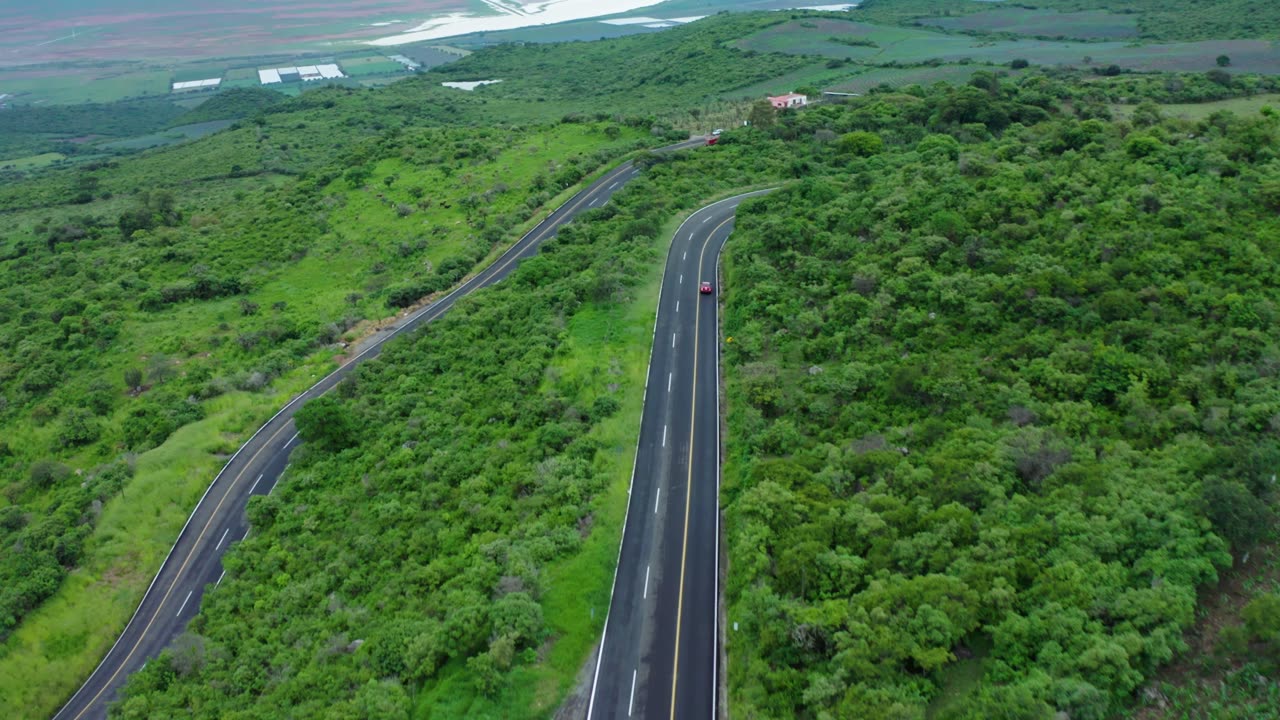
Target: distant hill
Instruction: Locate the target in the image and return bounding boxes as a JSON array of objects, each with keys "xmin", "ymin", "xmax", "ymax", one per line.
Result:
[{"xmin": 168, "ymin": 87, "xmax": 287, "ymax": 127}]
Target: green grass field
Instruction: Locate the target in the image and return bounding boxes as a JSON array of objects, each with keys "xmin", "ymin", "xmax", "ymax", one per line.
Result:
[
  {"xmin": 0, "ymin": 69, "xmax": 170, "ymax": 104},
  {"xmin": 341, "ymin": 57, "xmax": 411, "ymax": 77},
  {"xmin": 1111, "ymin": 93, "xmax": 1280, "ymax": 121},
  {"xmin": 0, "ymin": 152, "xmax": 67, "ymax": 171}
]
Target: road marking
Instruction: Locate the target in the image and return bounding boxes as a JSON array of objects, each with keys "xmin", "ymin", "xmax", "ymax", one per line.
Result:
[
  {"xmin": 670, "ymin": 213, "xmax": 736, "ymax": 719},
  {"xmin": 64, "ymin": 159, "xmax": 651, "ymax": 720},
  {"xmin": 215, "ymin": 570, "xmax": 225, "ymax": 587},
  {"xmin": 662, "ymin": 425, "xmax": 667, "ymax": 447},
  {"xmin": 591, "ymin": 197, "xmax": 601, "ymax": 207},
  {"xmin": 655, "ymin": 487, "xmax": 661, "ymax": 514},
  {"xmin": 682, "ymin": 251, "xmax": 687, "ymax": 260},
  {"xmin": 672, "ymin": 332, "xmax": 676, "ymax": 348},
  {"xmin": 676, "ymin": 301, "xmax": 680, "ymax": 313},
  {"xmin": 242, "ymin": 528, "xmax": 251, "ymax": 542},
  {"xmin": 629, "ymin": 669, "xmax": 638, "ymax": 717},
  {"xmin": 176, "ymin": 591, "xmax": 193, "ymax": 617},
  {"xmin": 287, "ymin": 432, "xmax": 299, "ymax": 446},
  {"xmin": 679, "ymin": 274, "xmax": 683, "ymax": 284},
  {"xmin": 609, "ymin": 181, "xmax": 619, "ymax": 190},
  {"xmin": 249, "ymin": 473, "xmax": 263, "ymax": 494},
  {"xmin": 668, "ymin": 372, "xmax": 672, "ymax": 392},
  {"xmin": 215, "ymin": 528, "xmax": 230, "ymax": 550},
  {"xmin": 644, "ymin": 566, "xmax": 651, "ymax": 599},
  {"xmin": 702, "ymin": 215, "xmax": 711, "ymax": 224}
]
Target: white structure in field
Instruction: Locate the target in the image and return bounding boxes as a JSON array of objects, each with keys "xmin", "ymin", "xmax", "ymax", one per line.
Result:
[
  {"xmin": 768, "ymin": 93, "xmax": 809, "ymax": 109},
  {"xmin": 258, "ymin": 64, "xmax": 345, "ymax": 85},
  {"xmin": 172, "ymin": 78, "xmax": 222, "ymax": 92}
]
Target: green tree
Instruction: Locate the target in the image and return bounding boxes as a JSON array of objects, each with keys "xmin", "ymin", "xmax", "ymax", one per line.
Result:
[
  {"xmin": 748, "ymin": 100, "xmax": 777, "ymax": 129},
  {"xmin": 838, "ymin": 131, "xmax": 884, "ymax": 157},
  {"xmin": 295, "ymin": 396, "xmax": 358, "ymax": 452}
]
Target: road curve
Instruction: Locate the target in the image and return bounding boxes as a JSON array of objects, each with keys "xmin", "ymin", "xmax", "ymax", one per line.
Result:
[
  {"xmin": 52, "ymin": 138, "xmax": 705, "ymax": 720},
  {"xmin": 588, "ymin": 189, "xmax": 773, "ymax": 720}
]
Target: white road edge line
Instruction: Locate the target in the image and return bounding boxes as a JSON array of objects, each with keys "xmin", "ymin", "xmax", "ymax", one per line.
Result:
[
  {"xmin": 644, "ymin": 566, "xmax": 651, "ymax": 599},
  {"xmin": 215, "ymin": 570, "xmax": 225, "ymax": 587},
  {"xmin": 248, "ymin": 474, "xmax": 263, "ymax": 494},
  {"xmin": 629, "ymin": 669, "xmax": 638, "ymax": 717},
  {"xmin": 215, "ymin": 528, "xmax": 230, "ymax": 550},
  {"xmin": 176, "ymin": 591, "xmax": 193, "ymax": 617},
  {"xmin": 585, "ymin": 189, "xmax": 771, "ymax": 720}
]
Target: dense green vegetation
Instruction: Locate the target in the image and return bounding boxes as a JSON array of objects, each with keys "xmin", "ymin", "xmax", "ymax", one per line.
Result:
[
  {"xmin": 856, "ymin": 0, "xmax": 1280, "ymax": 42},
  {"xmin": 107, "ymin": 136, "xmax": 788, "ymax": 719},
  {"xmin": 719, "ymin": 76, "xmax": 1280, "ymax": 718},
  {"xmin": 0, "ymin": 90, "xmax": 650, "ymax": 716},
  {"xmin": 5, "ymin": 6, "xmax": 1280, "ymax": 718}
]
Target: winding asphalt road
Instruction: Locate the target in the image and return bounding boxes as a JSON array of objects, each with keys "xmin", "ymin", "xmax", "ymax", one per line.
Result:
[
  {"xmin": 588, "ymin": 190, "xmax": 773, "ymax": 720},
  {"xmin": 51, "ymin": 138, "xmax": 704, "ymax": 720}
]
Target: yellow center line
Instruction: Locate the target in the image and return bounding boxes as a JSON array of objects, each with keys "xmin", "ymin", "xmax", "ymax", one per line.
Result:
[
  {"xmin": 67, "ymin": 160, "xmax": 635, "ymax": 720},
  {"xmin": 669, "ymin": 214, "xmax": 735, "ymax": 719}
]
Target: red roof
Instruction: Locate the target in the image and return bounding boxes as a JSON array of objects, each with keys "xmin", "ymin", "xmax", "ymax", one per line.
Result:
[{"xmin": 768, "ymin": 93, "xmax": 806, "ymax": 102}]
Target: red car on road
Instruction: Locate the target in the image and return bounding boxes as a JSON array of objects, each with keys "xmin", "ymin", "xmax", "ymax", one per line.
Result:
[{"xmin": 699, "ymin": 281, "xmax": 714, "ymax": 295}]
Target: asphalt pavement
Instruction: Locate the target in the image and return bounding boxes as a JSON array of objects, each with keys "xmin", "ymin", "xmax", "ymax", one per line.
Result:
[
  {"xmin": 587, "ymin": 189, "xmax": 774, "ymax": 720},
  {"xmin": 52, "ymin": 137, "xmax": 705, "ymax": 720}
]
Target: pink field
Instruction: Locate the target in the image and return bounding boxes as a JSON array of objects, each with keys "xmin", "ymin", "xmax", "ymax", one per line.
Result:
[{"xmin": 0, "ymin": 1, "xmax": 461, "ymax": 68}]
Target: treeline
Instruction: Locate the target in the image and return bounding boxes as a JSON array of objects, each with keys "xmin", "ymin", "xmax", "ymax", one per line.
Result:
[
  {"xmin": 0, "ymin": 97, "xmax": 187, "ymax": 161},
  {"xmin": 107, "ymin": 138, "xmax": 791, "ymax": 718},
  {"xmin": 720, "ymin": 75, "xmax": 1280, "ymax": 717}
]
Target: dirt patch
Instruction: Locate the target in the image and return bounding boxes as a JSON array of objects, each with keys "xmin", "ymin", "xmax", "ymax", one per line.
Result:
[
  {"xmin": 1133, "ymin": 541, "xmax": 1279, "ymax": 719},
  {"xmin": 554, "ymin": 640, "xmax": 600, "ymax": 720}
]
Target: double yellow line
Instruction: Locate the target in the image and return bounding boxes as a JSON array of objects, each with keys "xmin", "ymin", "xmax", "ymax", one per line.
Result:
[{"xmin": 668, "ymin": 214, "xmax": 735, "ymax": 719}]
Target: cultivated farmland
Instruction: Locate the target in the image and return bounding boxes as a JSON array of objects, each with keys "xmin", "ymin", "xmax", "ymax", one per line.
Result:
[
  {"xmin": 736, "ymin": 18, "xmax": 1280, "ymax": 74},
  {"xmin": 919, "ymin": 8, "xmax": 1138, "ymax": 40}
]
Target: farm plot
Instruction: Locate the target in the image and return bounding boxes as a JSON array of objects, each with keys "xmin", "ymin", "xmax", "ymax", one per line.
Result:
[
  {"xmin": 737, "ymin": 19, "xmax": 1280, "ymax": 74},
  {"xmin": 340, "ymin": 54, "xmax": 411, "ymax": 77},
  {"xmin": 920, "ymin": 8, "xmax": 1138, "ymax": 40}
]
